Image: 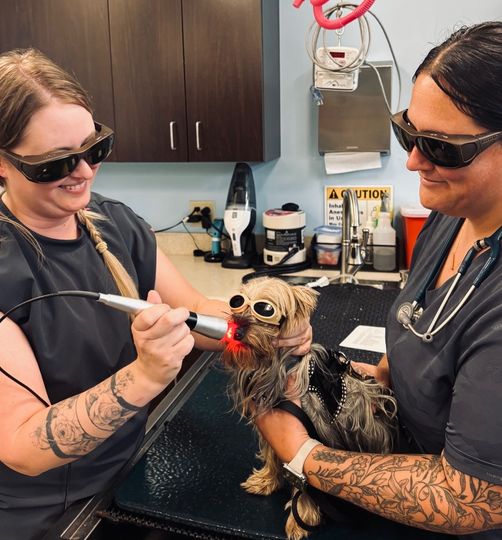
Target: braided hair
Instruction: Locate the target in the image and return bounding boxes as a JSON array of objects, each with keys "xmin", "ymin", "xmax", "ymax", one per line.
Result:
[{"xmin": 77, "ymin": 209, "xmax": 139, "ymax": 298}]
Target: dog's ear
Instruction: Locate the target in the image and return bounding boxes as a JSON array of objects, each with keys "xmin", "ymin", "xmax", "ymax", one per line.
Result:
[{"xmin": 291, "ymin": 285, "xmax": 319, "ymax": 320}]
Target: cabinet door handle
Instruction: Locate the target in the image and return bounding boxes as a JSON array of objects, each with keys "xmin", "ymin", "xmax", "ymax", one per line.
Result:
[
  {"xmin": 195, "ymin": 121, "xmax": 202, "ymax": 151},
  {"xmin": 169, "ymin": 121, "xmax": 177, "ymax": 151}
]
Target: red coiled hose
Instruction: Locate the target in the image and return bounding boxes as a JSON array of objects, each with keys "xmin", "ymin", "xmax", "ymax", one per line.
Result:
[{"xmin": 293, "ymin": 0, "xmax": 375, "ymax": 30}]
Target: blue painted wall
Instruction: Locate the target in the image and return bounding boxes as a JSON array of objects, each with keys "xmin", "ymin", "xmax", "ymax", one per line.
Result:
[{"xmin": 95, "ymin": 0, "xmax": 502, "ymax": 234}]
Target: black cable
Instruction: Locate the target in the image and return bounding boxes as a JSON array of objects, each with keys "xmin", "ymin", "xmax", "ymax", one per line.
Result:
[
  {"xmin": 274, "ymin": 248, "xmax": 301, "ymax": 266},
  {"xmin": 154, "ymin": 207, "xmax": 200, "ymax": 233},
  {"xmin": 0, "ymin": 367, "xmax": 50, "ymax": 407},
  {"xmin": 154, "ymin": 219, "xmax": 184, "ymax": 233},
  {"xmin": 204, "ymin": 221, "xmax": 230, "ymax": 246},
  {"xmin": 242, "ymin": 247, "xmax": 312, "ymax": 283},
  {"xmin": 242, "ymin": 261, "xmax": 312, "ymax": 283},
  {"xmin": 181, "ymin": 221, "xmax": 205, "ymax": 255},
  {"xmin": 155, "ymin": 212, "xmax": 209, "ymax": 256},
  {"xmin": 208, "ymin": 219, "xmax": 230, "ymax": 240},
  {"xmin": 0, "ymin": 291, "xmax": 100, "ymax": 407}
]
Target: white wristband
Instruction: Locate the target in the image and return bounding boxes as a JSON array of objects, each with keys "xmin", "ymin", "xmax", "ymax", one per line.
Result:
[{"xmin": 286, "ymin": 438, "xmax": 322, "ymax": 476}]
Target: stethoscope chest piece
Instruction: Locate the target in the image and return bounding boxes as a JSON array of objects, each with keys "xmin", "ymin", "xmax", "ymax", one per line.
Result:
[{"xmin": 396, "ymin": 301, "xmax": 423, "ymax": 326}]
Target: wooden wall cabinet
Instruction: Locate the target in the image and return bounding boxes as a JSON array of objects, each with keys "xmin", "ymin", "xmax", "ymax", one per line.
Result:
[
  {"xmin": 181, "ymin": 0, "xmax": 280, "ymax": 162},
  {"xmin": 108, "ymin": 0, "xmax": 188, "ymax": 162},
  {"xmin": 0, "ymin": 0, "xmax": 280, "ymax": 163},
  {"xmin": 0, "ymin": 0, "xmax": 116, "ymax": 158}
]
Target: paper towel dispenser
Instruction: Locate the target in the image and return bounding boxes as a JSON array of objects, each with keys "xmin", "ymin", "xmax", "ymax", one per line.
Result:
[{"xmin": 318, "ymin": 61, "xmax": 392, "ymax": 156}]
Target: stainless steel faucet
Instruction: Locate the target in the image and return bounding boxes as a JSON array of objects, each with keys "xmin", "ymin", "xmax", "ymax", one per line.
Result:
[{"xmin": 340, "ymin": 189, "xmax": 363, "ymax": 282}]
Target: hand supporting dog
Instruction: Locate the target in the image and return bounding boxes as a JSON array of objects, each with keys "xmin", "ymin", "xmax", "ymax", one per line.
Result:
[{"xmin": 221, "ymin": 277, "xmax": 398, "ymax": 540}]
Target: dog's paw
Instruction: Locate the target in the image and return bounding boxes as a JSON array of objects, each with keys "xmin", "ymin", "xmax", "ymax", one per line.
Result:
[
  {"xmin": 241, "ymin": 471, "xmax": 281, "ymax": 496},
  {"xmin": 284, "ymin": 494, "xmax": 321, "ymax": 540},
  {"xmin": 285, "ymin": 514, "xmax": 310, "ymax": 540}
]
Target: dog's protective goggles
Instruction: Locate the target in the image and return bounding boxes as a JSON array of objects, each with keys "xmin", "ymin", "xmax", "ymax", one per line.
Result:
[
  {"xmin": 0, "ymin": 122, "xmax": 114, "ymax": 183},
  {"xmin": 229, "ymin": 293, "xmax": 283, "ymax": 326},
  {"xmin": 390, "ymin": 109, "xmax": 502, "ymax": 169}
]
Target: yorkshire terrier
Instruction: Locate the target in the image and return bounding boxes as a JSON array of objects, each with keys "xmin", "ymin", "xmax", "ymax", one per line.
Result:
[{"xmin": 221, "ymin": 277, "xmax": 398, "ymax": 540}]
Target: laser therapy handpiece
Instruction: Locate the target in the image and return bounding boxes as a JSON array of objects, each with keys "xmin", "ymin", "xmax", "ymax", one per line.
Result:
[{"xmin": 97, "ymin": 293, "xmax": 228, "ymax": 340}]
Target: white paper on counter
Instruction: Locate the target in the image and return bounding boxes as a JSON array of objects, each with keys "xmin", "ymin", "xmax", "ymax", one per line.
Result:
[
  {"xmin": 324, "ymin": 152, "xmax": 382, "ymax": 174},
  {"xmin": 339, "ymin": 325, "xmax": 386, "ymax": 354}
]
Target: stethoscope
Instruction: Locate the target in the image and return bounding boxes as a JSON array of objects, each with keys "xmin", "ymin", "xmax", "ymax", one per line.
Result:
[{"xmin": 396, "ymin": 220, "xmax": 502, "ymax": 343}]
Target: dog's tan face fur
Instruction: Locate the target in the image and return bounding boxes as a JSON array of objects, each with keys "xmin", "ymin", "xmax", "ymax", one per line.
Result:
[{"xmin": 222, "ymin": 277, "xmax": 318, "ymax": 371}]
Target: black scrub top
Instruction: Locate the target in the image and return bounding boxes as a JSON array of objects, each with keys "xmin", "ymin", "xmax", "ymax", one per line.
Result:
[
  {"xmin": 0, "ymin": 192, "xmax": 157, "ymax": 540},
  {"xmin": 386, "ymin": 212, "xmax": 502, "ymax": 540},
  {"xmin": 386, "ymin": 213, "xmax": 502, "ymax": 484}
]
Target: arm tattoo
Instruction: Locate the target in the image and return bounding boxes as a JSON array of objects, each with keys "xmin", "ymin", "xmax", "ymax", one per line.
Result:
[
  {"xmin": 30, "ymin": 370, "xmax": 140, "ymax": 459},
  {"xmin": 85, "ymin": 371, "xmax": 140, "ymax": 432},
  {"xmin": 308, "ymin": 449, "xmax": 502, "ymax": 534}
]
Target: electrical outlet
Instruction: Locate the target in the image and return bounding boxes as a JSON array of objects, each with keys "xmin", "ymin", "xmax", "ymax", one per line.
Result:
[{"xmin": 188, "ymin": 200, "xmax": 215, "ymax": 227}]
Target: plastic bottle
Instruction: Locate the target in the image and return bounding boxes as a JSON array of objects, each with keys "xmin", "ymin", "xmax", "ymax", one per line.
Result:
[
  {"xmin": 362, "ymin": 216, "xmax": 374, "ymax": 265},
  {"xmin": 372, "ymin": 212, "xmax": 396, "ymax": 271}
]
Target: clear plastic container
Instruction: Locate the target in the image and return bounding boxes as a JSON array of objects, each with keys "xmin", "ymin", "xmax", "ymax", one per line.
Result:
[
  {"xmin": 313, "ymin": 243, "xmax": 341, "ymax": 266},
  {"xmin": 372, "ymin": 212, "xmax": 396, "ymax": 271},
  {"xmin": 313, "ymin": 225, "xmax": 342, "ymax": 244}
]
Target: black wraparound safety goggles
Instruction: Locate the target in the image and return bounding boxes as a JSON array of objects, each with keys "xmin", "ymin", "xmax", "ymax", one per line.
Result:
[
  {"xmin": 0, "ymin": 122, "xmax": 114, "ymax": 183},
  {"xmin": 390, "ymin": 109, "xmax": 502, "ymax": 169},
  {"xmin": 229, "ymin": 293, "xmax": 284, "ymax": 326}
]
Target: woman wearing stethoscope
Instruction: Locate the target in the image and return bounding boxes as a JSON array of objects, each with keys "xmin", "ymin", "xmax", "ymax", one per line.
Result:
[{"xmin": 256, "ymin": 22, "xmax": 502, "ymax": 539}]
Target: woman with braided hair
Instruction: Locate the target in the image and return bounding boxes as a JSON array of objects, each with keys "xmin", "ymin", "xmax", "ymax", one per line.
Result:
[{"xmin": 0, "ymin": 49, "xmax": 310, "ymax": 539}]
